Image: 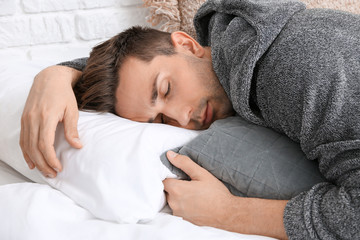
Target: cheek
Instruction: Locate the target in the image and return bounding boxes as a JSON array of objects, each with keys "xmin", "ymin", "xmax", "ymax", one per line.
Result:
[{"xmin": 176, "ymin": 79, "xmax": 204, "ymax": 102}]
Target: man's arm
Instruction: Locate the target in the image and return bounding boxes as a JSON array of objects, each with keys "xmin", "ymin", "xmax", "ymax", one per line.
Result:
[
  {"xmin": 252, "ymin": 10, "xmax": 360, "ymax": 237},
  {"xmin": 20, "ymin": 63, "xmax": 84, "ymax": 178},
  {"xmin": 163, "ymin": 151, "xmax": 288, "ymax": 240}
]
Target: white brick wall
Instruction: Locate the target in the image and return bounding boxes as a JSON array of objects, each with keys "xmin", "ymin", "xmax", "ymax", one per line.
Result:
[
  {"xmin": 0, "ymin": 0, "xmax": 149, "ymax": 64},
  {"xmin": 0, "ymin": 0, "xmax": 16, "ymax": 16}
]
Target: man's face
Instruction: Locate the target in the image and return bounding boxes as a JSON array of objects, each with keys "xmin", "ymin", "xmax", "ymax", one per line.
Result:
[{"xmin": 115, "ymin": 52, "xmax": 234, "ymax": 130}]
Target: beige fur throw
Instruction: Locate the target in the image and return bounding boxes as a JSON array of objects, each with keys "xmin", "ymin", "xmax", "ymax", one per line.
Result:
[{"xmin": 143, "ymin": 0, "xmax": 360, "ymax": 38}]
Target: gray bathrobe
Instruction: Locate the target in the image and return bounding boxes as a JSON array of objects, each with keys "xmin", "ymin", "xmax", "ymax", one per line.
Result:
[{"xmin": 194, "ymin": 0, "xmax": 360, "ymax": 239}]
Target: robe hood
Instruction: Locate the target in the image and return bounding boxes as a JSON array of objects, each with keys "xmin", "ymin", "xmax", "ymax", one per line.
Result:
[{"xmin": 194, "ymin": 0, "xmax": 305, "ymax": 125}]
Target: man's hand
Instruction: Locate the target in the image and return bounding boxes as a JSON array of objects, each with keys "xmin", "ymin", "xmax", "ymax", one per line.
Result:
[
  {"xmin": 163, "ymin": 151, "xmax": 288, "ymax": 239},
  {"xmin": 163, "ymin": 151, "xmax": 235, "ymax": 228},
  {"xmin": 20, "ymin": 65, "xmax": 83, "ymax": 178}
]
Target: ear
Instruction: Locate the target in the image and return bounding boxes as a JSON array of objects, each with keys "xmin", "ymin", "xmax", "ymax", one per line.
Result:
[{"xmin": 171, "ymin": 31, "xmax": 205, "ymax": 57}]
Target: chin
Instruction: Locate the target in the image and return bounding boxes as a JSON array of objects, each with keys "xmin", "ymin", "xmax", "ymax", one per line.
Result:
[{"xmin": 200, "ymin": 124, "xmax": 211, "ymax": 130}]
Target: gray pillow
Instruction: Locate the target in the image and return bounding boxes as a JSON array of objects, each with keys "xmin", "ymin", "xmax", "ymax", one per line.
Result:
[{"xmin": 161, "ymin": 116, "xmax": 325, "ymax": 200}]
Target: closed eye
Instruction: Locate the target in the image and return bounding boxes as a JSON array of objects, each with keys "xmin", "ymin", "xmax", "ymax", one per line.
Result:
[
  {"xmin": 160, "ymin": 82, "xmax": 171, "ymax": 124},
  {"xmin": 165, "ymin": 82, "xmax": 171, "ymax": 97}
]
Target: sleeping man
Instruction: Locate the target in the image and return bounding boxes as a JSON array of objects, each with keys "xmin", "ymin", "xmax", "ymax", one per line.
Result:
[{"xmin": 20, "ymin": 0, "xmax": 359, "ymax": 239}]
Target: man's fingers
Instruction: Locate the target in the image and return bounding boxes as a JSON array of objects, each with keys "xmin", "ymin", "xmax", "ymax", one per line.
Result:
[
  {"xmin": 22, "ymin": 114, "xmax": 39, "ymax": 168},
  {"xmin": 163, "ymin": 178, "xmax": 178, "ymax": 191},
  {"xmin": 63, "ymin": 108, "xmax": 82, "ymax": 149},
  {"xmin": 20, "ymin": 117, "xmax": 34, "ymax": 169},
  {"xmin": 38, "ymin": 118, "xmax": 62, "ymax": 172},
  {"xmin": 163, "ymin": 178, "xmax": 186, "ymax": 195},
  {"xmin": 23, "ymin": 152, "xmax": 35, "ymax": 169},
  {"xmin": 32, "ymin": 153, "xmax": 57, "ymax": 178},
  {"xmin": 28, "ymin": 124, "xmax": 57, "ymax": 178},
  {"xmin": 163, "ymin": 178, "xmax": 184, "ymax": 212},
  {"xmin": 166, "ymin": 151, "xmax": 208, "ymax": 180}
]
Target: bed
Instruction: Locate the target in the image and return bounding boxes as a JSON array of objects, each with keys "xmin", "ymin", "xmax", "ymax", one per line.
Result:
[
  {"xmin": 0, "ymin": 59, "xmax": 278, "ymax": 239},
  {"xmin": 0, "ymin": 0, "xmax": 275, "ymax": 235},
  {"xmin": 0, "ymin": 163, "xmax": 273, "ymax": 240},
  {"xmin": 1, "ymin": 1, "xmax": 356, "ymax": 239}
]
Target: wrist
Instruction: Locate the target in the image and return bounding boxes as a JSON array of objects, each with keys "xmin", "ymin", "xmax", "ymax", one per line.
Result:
[{"xmin": 222, "ymin": 196, "xmax": 288, "ymax": 239}]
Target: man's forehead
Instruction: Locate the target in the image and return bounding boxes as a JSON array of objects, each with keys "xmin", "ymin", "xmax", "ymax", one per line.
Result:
[
  {"xmin": 121, "ymin": 55, "xmax": 152, "ymax": 69},
  {"xmin": 115, "ymin": 93, "xmax": 153, "ymax": 122},
  {"xmin": 115, "ymin": 58, "xmax": 156, "ymax": 121}
]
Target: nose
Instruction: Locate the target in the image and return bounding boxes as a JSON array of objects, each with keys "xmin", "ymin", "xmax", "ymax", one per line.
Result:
[{"xmin": 164, "ymin": 105, "xmax": 192, "ymax": 127}]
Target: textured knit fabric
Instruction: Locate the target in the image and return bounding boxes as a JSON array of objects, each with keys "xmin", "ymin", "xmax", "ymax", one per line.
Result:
[
  {"xmin": 194, "ymin": 0, "xmax": 360, "ymax": 239},
  {"xmin": 58, "ymin": 58, "xmax": 88, "ymax": 71}
]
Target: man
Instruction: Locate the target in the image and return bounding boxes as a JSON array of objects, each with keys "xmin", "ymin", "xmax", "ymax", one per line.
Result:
[{"xmin": 20, "ymin": 0, "xmax": 359, "ymax": 239}]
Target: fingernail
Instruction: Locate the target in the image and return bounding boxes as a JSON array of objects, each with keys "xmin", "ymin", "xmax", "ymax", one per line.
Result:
[
  {"xmin": 167, "ymin": 151, "xmax": 178, "ymax": 159},
  {"xmin": 46, "ymin": 173, "xmax": 55, "ymax": 178},
  {"xmin": 27, "ymin": 162, "xmax": 34, "ymax": 169},
  {"xmin": 54, "ymin": 168, "xmax": 60, "ymax": 173},
  {"xmin": 74, "ymin": 138, "xmax": 81, "ymax": 144}
]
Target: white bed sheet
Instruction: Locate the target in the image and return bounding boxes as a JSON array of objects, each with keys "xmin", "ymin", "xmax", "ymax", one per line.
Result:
[{"xmin": 0, "ymin": 159, "xmax": 275, "ymax": 240}]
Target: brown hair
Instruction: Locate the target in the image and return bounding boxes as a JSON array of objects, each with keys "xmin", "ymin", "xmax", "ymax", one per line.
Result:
[{"xmin": 73, "ymin": 26, "xmax": 176, "ymax": 113}]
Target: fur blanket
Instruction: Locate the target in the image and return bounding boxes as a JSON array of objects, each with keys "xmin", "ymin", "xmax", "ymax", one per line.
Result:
[{"xmin": 143, "ymin": 0, "xmax": 360, "ymax": 38}]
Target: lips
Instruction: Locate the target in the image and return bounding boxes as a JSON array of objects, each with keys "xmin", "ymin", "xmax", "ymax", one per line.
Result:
[{"xmin": 203, "ymin": 102, "xmax": 213, "ymax": 126}]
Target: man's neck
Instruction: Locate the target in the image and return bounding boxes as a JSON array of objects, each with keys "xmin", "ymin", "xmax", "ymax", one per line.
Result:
[{"xmin": 203, "ymin": 47, "xmax": 212, "ymax": 61}]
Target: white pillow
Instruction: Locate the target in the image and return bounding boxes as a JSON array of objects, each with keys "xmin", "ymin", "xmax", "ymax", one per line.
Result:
[
  {"xmin": 0, "ymin": 60, "xmax": 49, "ymax": 184},
  {"xmin": 0, "ymin": 60, "xmax": 199, "ymax": 223}
]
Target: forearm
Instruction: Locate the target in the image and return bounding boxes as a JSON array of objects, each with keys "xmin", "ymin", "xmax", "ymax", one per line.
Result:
[
  {"xmin": 36, "ymin": 65, "xmax": 82, "ymax": 88},
  {"xmin": 225, "ymin": 197, "xmax": 288, "ymax": 239},
  {"xmin": 284, "ymin": 163, "xmax": 360, "ymax": 239}
]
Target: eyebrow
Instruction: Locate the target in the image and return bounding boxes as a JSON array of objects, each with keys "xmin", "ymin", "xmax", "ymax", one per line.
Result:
[{"xmin": 148, "ymin": 73, "xmax": 160, "ymax": 123}]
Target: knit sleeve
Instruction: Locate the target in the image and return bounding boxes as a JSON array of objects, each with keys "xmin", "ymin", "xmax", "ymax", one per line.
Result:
[
  {"xmin": 57, "ymin": 57, "xmax": 88, "ymax": 71},
  {"xmin": 283, "ymin": 170, "xmax": 360, "ymax": 239},
  {"xmin": 254, "ymin": 9, "xmax": 360, "ymax": 239}
]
